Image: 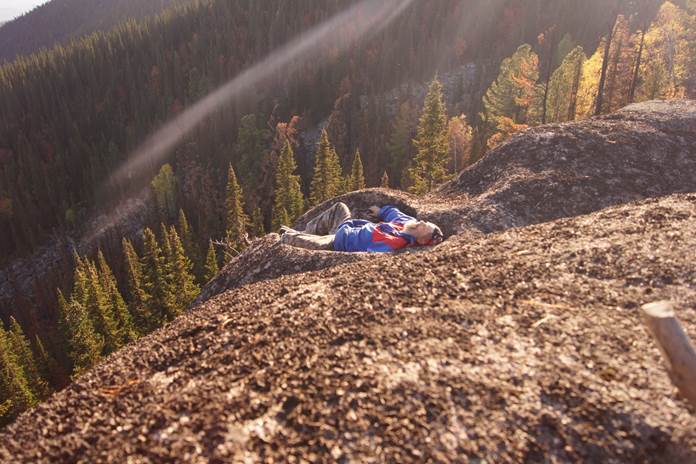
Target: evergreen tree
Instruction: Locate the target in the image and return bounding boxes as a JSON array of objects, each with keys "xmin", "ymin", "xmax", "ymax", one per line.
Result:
[
  {"xmin": 151, "ymin": 164, "xmax": 178, "ymax": 220},
  {"xmin": 310, "ymin": 130, "xmax": 344, "ymax": 205},
  {"xmin": 177, "ymin": 209, "xmax": 200, "ymax": 273},
  {"xmin": 141, "ymin": 228, "xmax": 177, "ymax": 324},
  {"xmin": 387, "ymin": 102, "xmax": 417, "ymax": 188},
  {"xmin": 225, "ymin": 165, "xmax": 249, "ymax": 258},
  {"xmin": 168, "ymin": 227, "xmax": 200, "ymax": 310},
  {"xmin": 97, "ymin": 251, "xmax": 137, "ymax": 346},
  {"xmin": 380, "ymin": 171, "xmax": 390, "ymax": 189},
  {"xmin": 159, "ymin": 223, "xmax": 174, "ymax": 265},
  {"xmin": 122, "ymin": 238, "xmax": 155, "ymax": 334},
  {"xmin": 481, "ymin": 44, "xmax": 540, "ymax": 146},
  {"xmin": 546, "ymin": 46, "xmax": 587, "ymax": 122},
  {"xmin": 57, "ymin": 289, "xmax": 103, "ymax": 378},
  {"xmin": 236, "ymin": 114, "xmax": 271, "ymax": 193},
  {"xmin": 84, "ymin": 259, "xmax": 120, "ymax": 354},
  {"xmin": 349, "ymin": 149, "xmax": 366, "ymax": 191},
  {"xmin": 7, "ymin": 318, "xmax": 49, "ymax": 399},
  {"xmin": 33, "ymin": 335, "xmax": 59, "ymax": 392},
  {"xmin": 408, "ymin": 78, "xmax": 450, "ymax": 194},
  {"xmin": 204, "ymin": 241, "xmax": 219, "ymax": 283},
  {"xmin": 250, "ymin": 207, "xmax": 266, "ymax": 238},
  {"xmin": 0, "ymin": 325, "xmax": 35, "ymax": 425},
  {"xmin": 272, "ymin": 141, "xmax": 305, "ymax": 231}
]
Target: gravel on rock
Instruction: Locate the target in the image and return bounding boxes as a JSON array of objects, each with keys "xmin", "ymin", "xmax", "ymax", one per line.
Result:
[{"xmin": 1, "ymin": 101, "xmax": 696, "ymax": 463}]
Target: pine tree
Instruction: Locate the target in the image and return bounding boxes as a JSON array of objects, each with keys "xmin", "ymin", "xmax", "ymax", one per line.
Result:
[
  {"xmin": 481, "ymin": 44, "xmax": 540, "ymax": 146},
  {"xmin": 272, "ymin": 141, "xmax": 305, "ymax": 231},
  {"xmin": 380, "ymin": 171, "xmax": 390, "ymax": 189},
  {"xmin": 33, "ymin": 335, "xmax": 58, "ymax": 392},
  {"xmin": 151, "ymin": 163, "xmax": 177, "ymax": 220},
  {"xmin": 57, "ymin": 289, "xmax": 103, "ymax": 378},
  {"xmin": 349, "ymin": 149, "xmax": 366, "ymax": 191},
  {"xmin": 159, "ymin": 223, "xmax": 173, "ymax": 265},
  {"xmin": 177, "ymin": 209, "xmax": 200, "ymax": 273},
  {"xmin": 7, "ymin": 318, "xmax": 49, "ymax": 399},
  {"xmin": 0, "ymin": 325, "xmax": 35, "ymax": 425},
  {"xmin": 204, "ymin": 241, "xmax": 219, "ymax": 283},
  {"xmin": 122, "ymin": 238, "xmax": 155, "ymax": 334},
  {"xmin": 84, "ymin": 259, "xmax": 120, "ymax": 354},
  {"xmin": 141, "ymin": 228, "xmax": 177, "ymax": 325},
  {"xmin": 168, "ymin": 227, "xmax": 200, "ymax": 310},
  {"xmin": 225, "ymin": 165, "xmax": 249, "ymax": 258},
  {"xmin": 408, "ymin": 78, "xmax": 450, "ymax": 194},
  {"xmin": 546, "ymin": 46, "xmax": 587, "ymax": 122},
  {"xmin": 236, "ymin": 114, "xmax": 272, "ymax": 189},
  {"xmin": 97, "ymin": 251, "xmax": 137, "ymax": 346},
  {"xmin": 250, "ymin": 207, "xmax": 266, "ymax": 238},
  {"xmin": 310, "ymin": 130, "xmax": 344, "ymax": 205},
  {"xmin": 387, "ymin": 102, "xmax": 417, "ymax": 188}
]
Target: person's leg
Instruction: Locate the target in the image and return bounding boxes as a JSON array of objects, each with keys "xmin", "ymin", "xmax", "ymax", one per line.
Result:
[
  {"xmin": 303, "ymin": 202, "xmax": 351, "ymax": 235},
  {"xmin": 279, "ymin": 231, "xmax": 335, "ymax": 251}
]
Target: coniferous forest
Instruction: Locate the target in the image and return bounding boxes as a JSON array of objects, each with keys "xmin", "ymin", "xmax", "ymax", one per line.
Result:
[{"xmin": 0, "ymin": 0, "xmax": 695, "ymax": 425}]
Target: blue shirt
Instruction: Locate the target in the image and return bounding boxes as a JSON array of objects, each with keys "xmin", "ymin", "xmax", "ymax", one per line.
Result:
[{"xmin": 333, "ymin": 205, "xmax": 417, "ymax": 253}]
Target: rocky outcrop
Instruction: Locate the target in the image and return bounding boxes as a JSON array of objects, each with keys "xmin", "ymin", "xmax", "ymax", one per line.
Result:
[
  {"xmin": 1, "ymin": 101, "xmax": 695, "ymax": 462},
  {"xmin": 197, "ymin": 100, "xmax": 696, "ymax": 303}
]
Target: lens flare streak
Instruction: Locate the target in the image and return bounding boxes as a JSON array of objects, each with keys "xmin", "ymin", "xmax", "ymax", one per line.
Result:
[{"xmin": 111, "ymin": 0, "xmax": 415, "ymax": 187}]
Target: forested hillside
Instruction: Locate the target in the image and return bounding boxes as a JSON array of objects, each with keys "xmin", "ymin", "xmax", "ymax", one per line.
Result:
[
  {"xmin": 0, "ymin": 0, "xmax": 694, "ymax": 427},
  {"xmin": 0, "ymin": 0, "xmax": 191, "ymax": 62}
]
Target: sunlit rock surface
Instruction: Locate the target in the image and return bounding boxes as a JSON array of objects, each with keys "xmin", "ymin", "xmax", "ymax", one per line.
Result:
[{"xmin": 2, "ymin": 101, "xmax": 696, "ymax": 463}]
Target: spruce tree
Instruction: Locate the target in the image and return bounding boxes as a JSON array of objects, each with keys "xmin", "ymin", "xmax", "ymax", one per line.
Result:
[
  {"xmin": 380, "ymin": 171, "xmax": 390, "ymax": 189},
  {"xmin": 272, "ymin": 141, "xmax": 305, "ymax": 231},
  {"xmin": 168, "ymin": 227, "xmax": 200, "ymax": 310},
  {"xmin": 151, "ymin": 163, "xmax": 177, "ymax": 219},
  {"xmin": 159, "ymin": 223, "xmax": 173, "ymax": 264},
  {"xmin": 177, "ymin": 209, "xmax": 200, "ymax": 273},
  {"xmin": 97, "ymin": 251, "xmax": 137, "ymax": 345},
  {"xmin": 409, "ymin": 78, "xmax": 450, "ymax": 194},
  {"xmin": 204, "ymin": 241, "xmax": 219, "ymax": 283},
  {"xmin": 141, "ymin": 228, "xmax": 177, "ymax": 325},
  {"xmin": 84, "ymin": 259, "xmax": 120, "ymax": 354},
  {"xmin": 122, "ymin": 238, "xmax": 155, "ymax": 334},
  {"xmin": 481, "ymin": 44, "xmax": 540, "ymax": 144},
  {"xmin": 57, "ymin": 289, "xmax": 103, "ymax": 378},
  {"xmin": 250, "ymin": 207, "xmax": 266, "ymax": 238},
  {"xmin": 0, "ymin": 325, "xmax": 35, "ymax": 425},
  {"xmin": 7, "ymin": 318, "xmax": 49, "ymax": 399},
  {"xmin": 33, "ymin": 335, "xmax": 58, "ymax": 392},
  {"xmin": 387, "ymin": 102, "xmax": 417, "ymax": 188},
  {"xmin": 225, "ymin": 165, "xmax": 249, "ymax": 257},
  {"xmin": 310, "ymin": 130, "xmax": 343, "ymax": 205},
  {"xmin": 349, "ymin": 149, "xmax": 366, "ymax": 191},
  {"xmin": 546, "ymin": 46, "xmax": 587, "ymax": 122}
]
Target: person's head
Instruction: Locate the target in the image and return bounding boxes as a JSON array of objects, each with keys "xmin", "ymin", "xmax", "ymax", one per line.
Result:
[{"xmin": 403, "ymin": 220, "xmax": 444, "ymax": 246}]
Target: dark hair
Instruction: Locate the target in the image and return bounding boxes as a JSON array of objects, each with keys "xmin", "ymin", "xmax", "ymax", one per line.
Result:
[{"xmin": 430, "ymin": 226, "xmax": 443, "ymax": 244}]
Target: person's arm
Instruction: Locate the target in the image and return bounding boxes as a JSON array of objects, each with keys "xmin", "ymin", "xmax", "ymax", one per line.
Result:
[{"xmin": 377, "ymin": 205, "xmax": 416, "ymax": 225}]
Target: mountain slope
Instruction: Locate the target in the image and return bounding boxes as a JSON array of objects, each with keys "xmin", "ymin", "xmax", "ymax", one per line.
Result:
[
  {"xmin": 0, "ymin": 0, "xmax": 190, "ymax": 62},
  {"xmin": 1, "ymin": 101, "xmax": 695, "ymax": 462}
]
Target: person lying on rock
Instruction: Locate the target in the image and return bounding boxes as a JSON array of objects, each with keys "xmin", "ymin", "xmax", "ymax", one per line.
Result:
[{"xmin": 279, "ymin": 202, "xmax": 443, "ymax": 252}]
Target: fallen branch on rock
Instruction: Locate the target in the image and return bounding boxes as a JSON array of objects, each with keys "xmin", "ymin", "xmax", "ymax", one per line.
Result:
[{"xmin": 641, "ymin": 301, "xmax": 696, "ymax": 410}]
